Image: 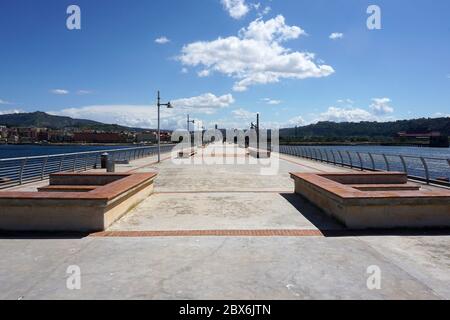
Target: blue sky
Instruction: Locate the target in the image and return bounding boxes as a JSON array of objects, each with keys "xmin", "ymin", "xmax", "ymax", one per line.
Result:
[{"xmin": 0, "ymin": 0, "xmax": 449, "ymax": 130}]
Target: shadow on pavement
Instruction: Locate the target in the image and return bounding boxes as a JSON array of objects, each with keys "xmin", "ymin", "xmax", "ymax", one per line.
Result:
[{"xmin": 281, "ymin": 192, "xmax": 450, "ymax": 238}]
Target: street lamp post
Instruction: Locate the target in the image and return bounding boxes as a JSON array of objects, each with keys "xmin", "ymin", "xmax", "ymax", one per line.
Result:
[
  {"xmin": 187, "ymin": 114, "xmax": 195, "ymax": 132},
  {"xmin": 187, "ymin": 114, "xmax": 195, "ymax": 146},
  {"xmin": 156, "ymin": 91, "xmax": 173, "ymax": 163},
  {"xmin": 251, "ymin": 113, "xmax": 260, "ymax": 158}
]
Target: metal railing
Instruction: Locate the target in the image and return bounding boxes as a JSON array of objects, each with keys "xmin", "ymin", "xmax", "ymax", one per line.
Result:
[
  {"xmin": 279, "ymin": 145, "xmax": 450, "ymax": 187},
  {"xmin": 0, "ymin": 145, "xmax": 175, "ymax": 189}
]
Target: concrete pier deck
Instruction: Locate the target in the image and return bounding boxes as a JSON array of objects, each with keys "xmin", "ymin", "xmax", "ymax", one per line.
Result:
[{"xmin": 0, "ymin": 144, "xmax": 449, "ymax": 300}]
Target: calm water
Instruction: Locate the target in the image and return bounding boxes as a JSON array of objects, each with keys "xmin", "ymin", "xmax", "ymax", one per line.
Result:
[
  {"xmin": 0, "ymin": 144, "xmax": 134, "ymax": 159},
  {"xmin": 1, "ymin": 144, "xmax": 449, "ymax": 159},
  {"xmin": 306, "ymin": 145, "xmax": 450, "ymax": 159},
  {"xmin": 281, "ymin": 145, "xmax": 450, "ymax": 181}
]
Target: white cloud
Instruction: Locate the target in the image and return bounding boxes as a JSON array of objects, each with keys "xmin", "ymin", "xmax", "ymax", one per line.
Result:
[
  {"xmin": 337, "ymin": 98, "xmax": 354, "ymax": 105},
  {"xmin": 221, "ymin": 0, "xmax": 250, "ymax": 19},
  {"xmin": 262, "ymin": 98, "xmax": 282, "ymax": 105},
  {"xmin": 0, "ymin": 99, "xmax": 12, "ymax": 105},
  {"xmin": 232, "ymin": 108, "xmax": 257, "ymax": 120},
  {"xmin": 0, "ymin": 109, "xmax": 23, "ymax": 115},
  {"xmin": 50, "ymin": 89, "xmax": 70, "ymax": 95},
  {"xmin": 286, "ymin": 116, "xmax": 307, "ymax": 126},
  {"xmin": 317, "ymin": 107, "xmax": 376, "ymax": 123},
  {"xmin": 181, "ymin": 68, "xmax": 189, "ymax": 74},
  {"xmin": 179, "ymin": 15, "xmax": 333, "ymax": 92},
  {"xmin": 197, "ymin": 69, "xmax": 211, "ymax": 77},
  {"xmin": 155, "ymin": 36, "xmax": 170, "ymax": 44},
  {"xmin": 172, "ymin": 93, "xmax": 234, "ymax": 113},
  {"xmin": 76, "ymin": 90, "xmax": 93, "ymax": 95},
  {"xmin": 370, "ymin": 98, "xmax": 394, "ymax": 115},
  {"xmin": 329, "ymin": 32, "xmax": 344, "ymax": 40},
  {"xmin": 51, "ymin": 93, "xmax": 234, "ymax": 130},
  {"xmin": 260, "ymin": 6, "xmax": 271, "ymax": 16},
  {"xmin": 433, "ymin": 112, "xmax": 450, "ymax": 117}
]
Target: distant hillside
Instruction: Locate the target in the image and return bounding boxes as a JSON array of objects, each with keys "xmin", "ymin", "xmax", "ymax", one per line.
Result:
[
  {"xmin": 0, "ymin": 111, "xmax": 145, "ymax": 132},
  {"xmin": 280, "ymin": 117, "xmax": 450, "ymax": 139}
]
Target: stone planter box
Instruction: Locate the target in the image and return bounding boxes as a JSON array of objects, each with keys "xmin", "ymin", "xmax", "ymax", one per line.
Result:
[
  {"xmin": 291, "ymin": 172, "xmax": 450, "ymax": 229},
  {"xmin": 0, "ymin": 172, "xmax": 157, "ymax": 232}
]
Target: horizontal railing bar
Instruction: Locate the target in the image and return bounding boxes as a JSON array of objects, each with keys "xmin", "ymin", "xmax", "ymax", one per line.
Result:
[
  {"xmin": 0, "ymin": 145, "xmax": 176, "ymax": 189},
  {"xmin": 279, "ymin": 145, "xmax": 450, "ymax": 188},
  {"xmin": 0, "ymin": 145, "xmax": 176, "ymax": 162}
]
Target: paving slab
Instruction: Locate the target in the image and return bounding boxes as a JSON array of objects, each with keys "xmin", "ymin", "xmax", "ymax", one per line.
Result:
[
  {"xmin": 0, "ymin": 236, "xmax": 447, "ymax": 300},
  {"xmin": 109, "ymin": 192, "xmax": 344, "ymax": 231}
]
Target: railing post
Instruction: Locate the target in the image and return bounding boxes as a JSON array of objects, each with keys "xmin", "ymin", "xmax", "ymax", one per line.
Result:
[
  {"xmin": 420, "ymin": 157, "xmax": 430, "ymax": 184},
  {"xmin": 331, "ymin": 150, "xmax": 336, "ymax": 165},
  {"xmin": 59, "ymin": 156, "xmax": 64, "ymax": 172},
  {"xmin": 73, "ymin": 155, "xmax": 78, "ymax": 172},
  {"xmin": 356, "ymin": 152, "xmax": 364, "ymax": 171},
  {"xmin": 338, "ymin": 151, "xmax": 344, "ymax": 167},
  {"xmin": 94, "ymin": 154, "xmax": 99, "ymax": 169},
  {"xmin": 383, "ymin": 154, "xmax": 390, "ymax": 171},
  {"xmin": 368, "ymin": 153, "xmax": 376, "ymax": 171},
  {"xmin": 41, "ymin": 156, "xmax": 48, "ymax": 180},
  {"xmin": 399, "ymin": 155, "xmax": 407, "ymax": 174},
  {"xmin": 19, "ymin": 158, "xmax": 27, "ymax": 185},
  {"xmin": 346, "ymin": 151, "xmax": 353, "ymax": 168}
]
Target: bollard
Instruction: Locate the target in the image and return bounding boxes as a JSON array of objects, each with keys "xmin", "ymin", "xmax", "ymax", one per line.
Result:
[
  {"xmin": 100, "ymin": 153, "xmax": 109, "ymax": 169},
  {"xmin": 106, "ymin": 159, "xmax": 115, "ymax": 173}
]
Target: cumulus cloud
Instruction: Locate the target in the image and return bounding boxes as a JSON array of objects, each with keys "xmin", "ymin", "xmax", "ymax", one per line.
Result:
[
  {"xmin": 286, "ymin": 115, "xmax": 307, "ymax": 126},
  {"xmin": 370, "ymin": 98, "xmax": 394, "ymax": 115},
  {"xmin": 155, "ymin": 36, "xmax": 170, "ymax": 44},
  {"xmin": 76, "ymin": 90, "xmax": 93, "ymax": 95},
  {"xmin": 337, "ymin": 98, "xmax": 354, "ymax": 105},
  {"xmin": 50, "ymin": 89, "xmax": 69, "ymax": 95},
  {"xmin": 51, "ymin": 93, "xmax": 234, "ymax": 130},
  {"xmin": 317, "ymin": 107, "xmax": 375, "ymax": 123},
  {"xmin": 197, "ymin": 69, "xmax": 211, "ymax": 77},
  {"xmin": 262, "ymin": 98, "xmax": 282, "ymax": 105},
  {"xmin": 329, "ymin": 32, "xmax": 344, "ymax": 40},
  {"xmin": 0, "ymin": 109, "xmax": 23, "ymax": 115},
  {"xmin": 172, "ymin": 93, "xmax": 234, "ymax": 114},
  {"xmin": 0, "ymin": 99, "xmax": 12, "ymax": 105},
  {"xmin": 179, "ymin": 15, "xmax": 334, "ymax": 92},
  {"xmin": 221, "ymin": 0, "xmax": 249, "ymax": 19},
  {"xmin": 232, "ymin": 108, "xmax": 257, "ymax": 120}
]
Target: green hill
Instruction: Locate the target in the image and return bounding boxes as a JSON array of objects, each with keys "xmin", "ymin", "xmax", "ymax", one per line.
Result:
[
  {"xmin": 0, "ymin": 111, "xmax": 144, "ymax": 132},
  {"xmin": 280, "ymin": 117, "xmax": 450, "ymax": 142}
]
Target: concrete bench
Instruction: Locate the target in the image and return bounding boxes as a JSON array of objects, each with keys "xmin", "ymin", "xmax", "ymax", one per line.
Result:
[{"xmin": 0, "ymin": 172, "xmax": 157, "ymax": 232}]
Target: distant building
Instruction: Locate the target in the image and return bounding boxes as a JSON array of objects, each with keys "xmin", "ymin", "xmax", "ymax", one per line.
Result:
[
  {"xmin": 136, "ymin": 131, "xmax": 157, "ymax": 144},
  {"xmin": 0, "ymin": 126, "xmax": 7, "ymax": 143},
  {"xmin": 396, "ymin": 131, "xmax": 449, "ymax": 148},
  {"xmin": 73, "ymin": 132, "xmax": 127, "ymax": 143}
]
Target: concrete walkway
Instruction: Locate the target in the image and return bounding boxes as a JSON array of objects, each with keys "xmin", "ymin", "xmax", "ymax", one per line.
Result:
[{"xmin": 0, "ymin": 143, "xmax": 449, "ymax": 300}]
